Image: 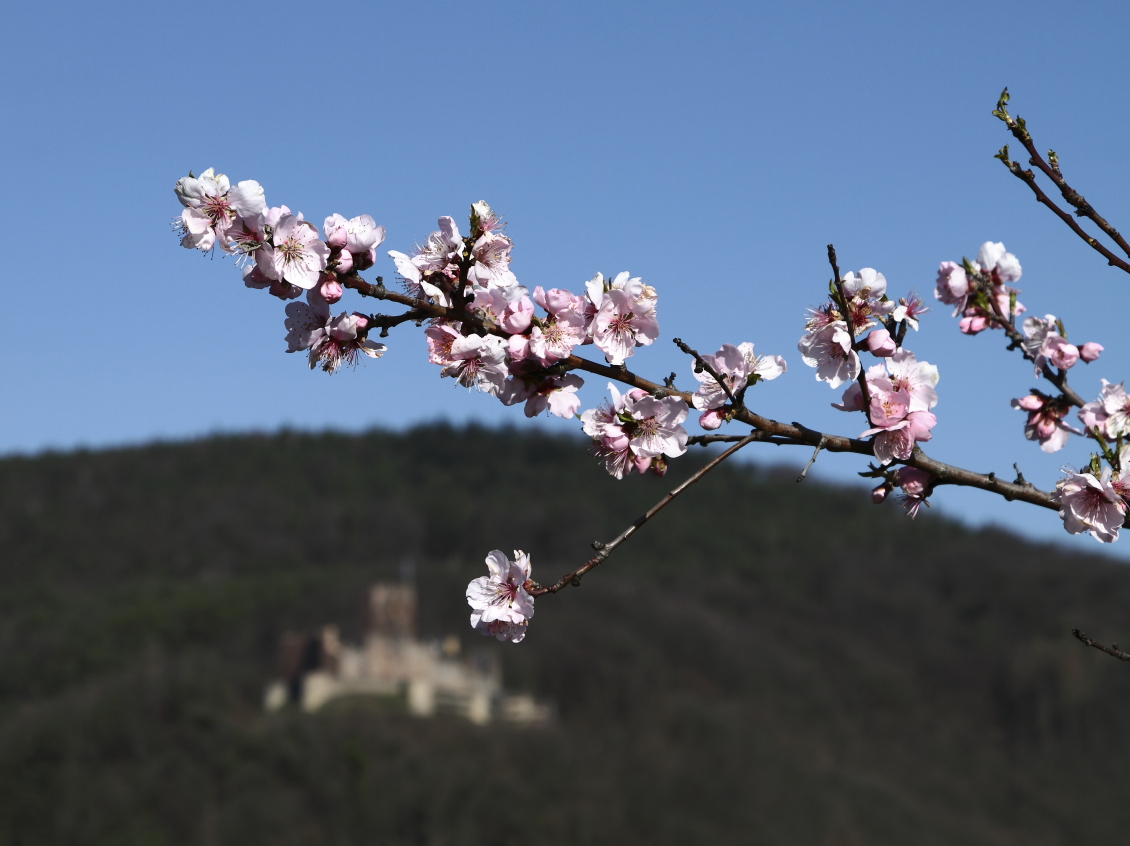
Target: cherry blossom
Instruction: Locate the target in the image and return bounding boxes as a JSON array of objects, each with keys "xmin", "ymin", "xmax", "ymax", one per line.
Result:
[
  {"xmin": 935, "ymin": 261, "xmax": 970, "ymax": 314},
  {"xmin": 882, "ymin": 350, "xmax": 939, "ymax": 412},
  {"xmin": 174, "ymin": 169, "xmax": 266, "ymax": 253},
  {"xmin": 977, "ymin": 241, "xmax": 1022, "ymax": 283},
  {"xmin": 798, "ymin": 321, "xmax": 860, "ymax": 389},
  {"xmin": 592, "ymin": 288, "xmax": 660, "ymax": 365},
  {"xmin": 323, "ymin": 213, "xmax": 386, "ymax": 273},
  {"xmin": 283, "ymin": 298, "xmax": 385, "ymax": 373},
  {"xmin": 1080, "ymin": 380, "xmax": 1130, "ymax": 439},
  {"xmin": 581, "ymin": 384, "xmax": 688, "ymax": 477},
  {"xmin": 892, "ymin": 291, "xmax": 929, "ymax": 331},
  {"xmin": 441, "ymin": 334, "xmax": 509, "ymax": 396},
  {"xmin": 1054, "ymin": 468, "xmax": 1127, "ymax": 544},
  {"xmin": 467, "ymin": 550, "xmax": 535, "ymax": 643},
  {"xmin": 1080, "ymin": 342, "xmax": 1104, "ymax": 363},
  {"xmin": 259, "ymin": 214, "xmax": 330, "ymax": 289},
  {"xmin": 1011, "ymin": 393, "xmax": 1078, "ymax": 453},
  {"xmin": 866, "ymin": 329, "xmax": 896, "ymax": 357}
]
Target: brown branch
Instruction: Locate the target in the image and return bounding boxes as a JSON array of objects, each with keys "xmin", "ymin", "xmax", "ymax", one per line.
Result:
[
  {"xmin": 1072, "ymin": 628, "xmax": 1130, "ymax": 662},
  {"xmin": 993, "ymin": 92, "xmax": 1130, "ymax": 274},
  {"xmin": 828, "ymin": 245, "xmax": 873, "ymax": 418},
  {"xmin": 673, "ymin": 337, "xmax": 738, "ymax": 406},
  {"xmin": 528, "ymin": 432, "xmax": 761, "ymax": 596},
  {"xmin": 341, "ymin": 271, "xmax": 1059, "ymax": 514}
]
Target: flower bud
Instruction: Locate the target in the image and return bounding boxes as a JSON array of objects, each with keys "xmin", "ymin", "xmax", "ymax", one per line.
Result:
[
  {"xmin": 317, "ymin": 273, "xmax": 343, "ymax": 305},
  {"xmin": 1080, "ymin": 342, "xmax": 1104, "ymax": 363},
  {"xmin": 894, "ymin": 467, "xmax": 932, "ymax": 498},
  {"xmin": 866, "ymin": 329, "xmax": 897, "ymax": 357},
  {"xmin": 698, "ymin": 408, "xmax": 725, "ymax": 430},
  {"xmin": 871, "ymin": 484, "xmax": 889, "ymax": 504}
]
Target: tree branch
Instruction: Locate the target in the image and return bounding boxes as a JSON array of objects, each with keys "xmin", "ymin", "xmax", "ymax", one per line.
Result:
[
  {"xmin": 527, "ymin": 432, "xmax": 761, "ymax": 596},
  {"xmin": 1072, "ymin": 628, "xmax": 1130, "ymax": 662}
]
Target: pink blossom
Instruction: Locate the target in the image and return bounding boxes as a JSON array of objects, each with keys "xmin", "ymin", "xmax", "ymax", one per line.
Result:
[
  {"xmin": 259, "ymin": 214, "xmax": 330, "ymax": 289},
  {"xmin": 173, "ymin": 169, "xmax": 265, "ymax": 252},
  {"xmin": 698, "ymin": 408, "xmax": 727, "ymax": 430},
  {"xmin": 521, "ymin": 374, "xmax": 584, "ymax": 418},
  {"xmin": 323, "ymin": 213, "xmax": 385, "ymax": 273},
  {"xmin": 977, "ymin": 241, "xmax": 1022, "ymax": 283},
  {"xmin": 529, "ymin": 312, "xmax": 586, "ymax": 364},
  {"xmin": 831, "ymin": 382, "xmax": 864, "ymax": 412},
  {"xmin": 1010, "ymin": 392, "xmax": 1077, "ymax": 453},
  {"xmin": 424, "ymin": 322, "xmax": 461, "ymax": 365},
  {"xmin": 467, "ymin": 230, "xmax": 517, "ymax": 291},
  {"xmin": 934, "ymin": 261, "xmax": 970, "ymax": 314},
  {"xmin": 891, "ymin": 291, "xmax": 929, "ymax": 330},
  {"xmin": 870, "ymin": 484, "xmax": 889, "ymax": 504},
  {"xmin": 841, "ymin": 268, "xmax": 887, "ymax": 300},
  {"xmin": 592, "ymin": 288, "xmax": 660, "ymax": 365},
  {"xmin": 1042, "ymin": 335, "xmax": 1079, "ymax": 371},
  {"xmin": 861, "ymin": 411, "xmax": 936, "ymax": 465},
  {"xmin": 1054, "ymin": 468, "xmax": 1127, "ymax": 544},
  {"xmin": 797, "ymin": 321, "xmax": 860, "ymax": 389},
  {"xmin": 243, "ymin": 263, "xmax": 301, "ymax": 301},
  {"xmin": 865, "ymin": 329, "xmax": 897, "ymax": 357},
  {"xmin": 1091, "ymin": 380, "xmax": 1130, "ymax": 438},
  {"xmin": 959, "ymin": 309, "xmax": 991, "ymax": 335},
  {"xmin": 894, "ymin": 466, "xmax": 932, "ymax": 499},
  {"xmin": 441, "ymin": 334, "xmax": 509, "ymax": 396},
  {"xmin": 736, "ymin": 342, "xmax": 786, "ymax": 383},
  {"xmin": 283, "ymin": 299, "xmax": 385, "ymax": 373},
  {"xmin": 580, "ymin": 383, "xmax": 688, "ymax": 476},
  {"xmin": 691, "ymin": 344, "xmax": 748, "ymax": 411},
  {"xmin": 1080, "ymin": 342, "xmax": 1104, "ymax": 363},
  {"xmin": 467, "ymin": 550, "xmax": 534, "ymax": 643},
  {"xmin": 883, "ymin": 349, "xmax": 939, "ymax": 412}
]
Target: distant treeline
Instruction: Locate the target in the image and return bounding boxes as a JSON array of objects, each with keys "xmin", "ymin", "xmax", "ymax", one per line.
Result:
[{"xmin": 1, "ymin": 424, "xmax": 1129, "ymax": 844}]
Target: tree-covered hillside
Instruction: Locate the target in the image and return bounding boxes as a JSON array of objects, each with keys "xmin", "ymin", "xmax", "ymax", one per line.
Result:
[{"xmin": 1, "ymin": 424, "xmax": 1129, "ymax": 844}]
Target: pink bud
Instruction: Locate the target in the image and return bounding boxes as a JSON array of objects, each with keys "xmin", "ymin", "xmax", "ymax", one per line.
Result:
[
  {"xmin": 500, "ymin": 296, "xmax": 534, "ymax": 334},
  {"xmin": 865, "ymin": 329, "xmax": 897, "ymax": 357},
  {"xmin": 508, "ymin": 333, "xmax": 531, "ymax": 362},
  {"xmin": 334, "ymin": 249, "xmax": 355, "ymax": 275},
  {"xmin": 633, "ymin": 455, "xmax": 652, "ymax": 476},
  {"xmin": 649, "ymin": 457, "xmax": 669, "ymax": 478},
  {"xmin": 698, "ymin": 408, "xmax": 725, "ymax": 430},
  {"xmin": 318, "ymin": 273, "xmax": 343, "ymax": 304},
  {"xmin": 871, "ymin": 484, "xmax": 889, "ymax": 504},
  {"xmin": 1080, "ymin": 342, "xmax": 1104, "ymax": 363},
  {"xmin": 895, "ymin": 467, "xmax": 932, "ymax": 497},
  {"xmin": 1045, "ymin": 336, "xmax": 1079, "ymax": 370},
  {"xmin": 1011, "ymin": 394, "xmax": 1045, "ymax": 412},
  {"xmin": 959, "ymin": 312, "xmax": 989, "ymax": 335},
  {"xmin": 351, "ymin": 314, "xmax": 369, "ymax": 330}
]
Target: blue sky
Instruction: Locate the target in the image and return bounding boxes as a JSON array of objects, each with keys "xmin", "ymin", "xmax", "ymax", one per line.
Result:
[{"xmin": 2, "ymin": 0, "xmax": 1129, "ymax": 555}]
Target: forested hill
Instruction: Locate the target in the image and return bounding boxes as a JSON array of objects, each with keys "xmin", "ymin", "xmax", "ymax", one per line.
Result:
[{"xmin": 2, "ymin": 424, "xmax": 1130, "ymax": 845}]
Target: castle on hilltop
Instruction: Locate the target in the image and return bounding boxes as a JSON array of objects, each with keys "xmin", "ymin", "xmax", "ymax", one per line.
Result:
[{"xmin": 263, "ymin": 582, "xmax": 552, "ymax": 725}]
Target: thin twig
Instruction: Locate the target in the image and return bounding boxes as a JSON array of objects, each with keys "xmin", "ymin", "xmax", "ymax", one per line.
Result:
[
  {"xmin": 796, "ymin": 436, "xmax": 826, "ymax": 483},
  {"xmin": 994, "ymin": 89, "xmax": 1130, "ymax": 265},
  {"xmin": 527, "ymin": 433, "xmax": 760, "ymax": 596},
  {"xmin": 993, "ymin": 92, "xmax": 1130, "ymax": 274},
  {"xmin": 1072, "ymin": 628, "xmax": 1130, "ymax": 662},
  {"xmin": 672, "ymin": 338, "xmax": 738, "ymax": 406},
  {"xmin": 828, "ymin": 245, "xmax": 872, "ymax": 417}
]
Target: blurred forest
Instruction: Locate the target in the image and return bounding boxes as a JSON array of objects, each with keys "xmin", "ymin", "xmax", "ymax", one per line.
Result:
[{"xmin": 1, "ymin": 423, "xmax": 1130, "ymax": 844}]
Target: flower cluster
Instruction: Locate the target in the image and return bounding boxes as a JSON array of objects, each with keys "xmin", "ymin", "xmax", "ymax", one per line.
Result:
[
  {"xmin": 581, "ymin": 383, "xmax": 689, "ymax": 479},
  {"xmin": 934, "ymin": 242, "xmax": 1024, "ymax": 334}
]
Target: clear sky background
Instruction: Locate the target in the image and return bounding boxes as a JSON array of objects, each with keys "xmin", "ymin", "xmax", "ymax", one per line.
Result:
[{"xmin": 2, "ymin": 0, "xmax": 1129, "ymax": 556}]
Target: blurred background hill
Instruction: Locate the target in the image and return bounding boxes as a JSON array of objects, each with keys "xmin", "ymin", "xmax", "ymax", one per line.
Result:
[{"xmin": 1, "ymin": 423, "xmax": 1129, "ymax": 844}]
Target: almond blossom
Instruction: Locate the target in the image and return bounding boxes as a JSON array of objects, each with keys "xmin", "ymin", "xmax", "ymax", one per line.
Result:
[
  {"xmin": 173, "ymin": 168, "xmax": 265, "ymax": 253},
  {"xmin": 581, "ymin": 383, "xmax": 688, "ymax": 478},
  {"xmin": 882, "ymin": 349, "xmax": 939, "ymax": 412},
  {"xmin": 592, "ymin": 288, "xmax": 660, "ymax": 365},
  {"xmin": 283, "ymin": 298, "xmax": 386, "ymax": 373},
  {"xmin": 1079, "ymin": 380, "xmax": 1130, "ymax": 439},
  {"xmin": 440, "ymin": 334, "xmax": 508, "ymax": 396},
  {"xmin": 798, "ymin": 321, "xmax": 859, "ymax": 389},
  {"xmin": 934, "ymin": 261, "xmax": 970, "ymax": 314},
  {"xmin": 467, "ymin": 550, "xmax": 535, "ymax": 643},
  {"xmin": 323, "ymin": 213, "xmax": 385, "ymax": 273},
  {"xmin": 259, "ymin": 214, "xmax": 330, "ymax": 289},
  {"xmin": 1054, "ymin": 467, "xmax": 1127, "ymax": 544},
  {"xmin": 1011, "ymin": 393, "xmax": 1077, "ymax": 453}
]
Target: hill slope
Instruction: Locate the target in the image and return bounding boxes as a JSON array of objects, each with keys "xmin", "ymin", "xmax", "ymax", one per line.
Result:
[{"xmin": 1, "ymin": 424, "xmax": 1129, "ymax": 845}]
